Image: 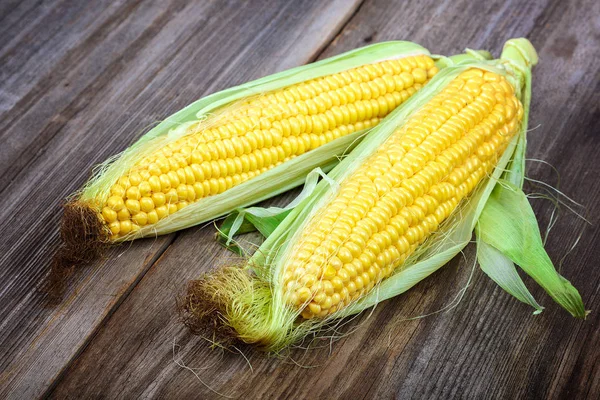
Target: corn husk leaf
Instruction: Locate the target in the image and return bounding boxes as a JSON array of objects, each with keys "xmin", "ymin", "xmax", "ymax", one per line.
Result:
[
  {"xmin": 477, "ymin": 236, "xmax": 544, "ymax": 314},
  {"xmin": 217, "ymin": 168, "xmax": 337, "ymax": 255},
  {"xmin": 477, "ymin": 181, "xmax": 587, "ymax": 318}
]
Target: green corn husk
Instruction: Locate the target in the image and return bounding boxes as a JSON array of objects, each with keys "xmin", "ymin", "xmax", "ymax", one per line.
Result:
[{"xmin": 183, "ymin": 38, "xmax": 586, "ymax": 352}]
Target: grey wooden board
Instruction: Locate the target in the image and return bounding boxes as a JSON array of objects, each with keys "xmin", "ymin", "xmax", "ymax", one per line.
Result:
[{"xmin": 1, "ymin": 0, "xmax": 599, "ymax": 399}]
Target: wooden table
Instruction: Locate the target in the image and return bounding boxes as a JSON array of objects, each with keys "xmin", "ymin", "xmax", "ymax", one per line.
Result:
[{"xmin": 1, "ymin": 0, "xmax": 599, "ymax": 398}]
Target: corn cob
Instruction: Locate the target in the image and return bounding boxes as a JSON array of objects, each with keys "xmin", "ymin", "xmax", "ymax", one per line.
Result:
[
  {"xmin": 182, "ymin": 38, "xmax": 586, "ymax": 352},
  {"xmin": 51, "ymin": 42, "xmax": 441, "ymax": 300},
  {"xmin": 284, "ymin": 68, "xmax": 522, "ymax": 318},
  {"xmin": 102, "ymin": 55, "xmax": 437, "ymax": 240}
]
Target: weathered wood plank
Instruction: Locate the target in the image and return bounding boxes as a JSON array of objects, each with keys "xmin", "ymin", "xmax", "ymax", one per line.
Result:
[
  {"xmin": 49, "ymin": 0, "xmax": 600, "ymax": 399},
  {"xmin": 0, "ymin": 0, "xmax": 51, "ymax": 46},
  {"xmin": 0, "ymin": 0, "xmax": 363, "ymax": 397},
  {"xmin": 0, "ymin": 0, "xmax": 179, "ymax": 183}
]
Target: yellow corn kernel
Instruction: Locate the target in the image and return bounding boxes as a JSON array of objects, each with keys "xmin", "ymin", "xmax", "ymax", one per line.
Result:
[
  {"xmin": 108, "ymin": 221, "xmax": 120, "ymax": 235},
  {"xmin": 132, "ymin": 212, "xmax": 148, "ymax": 226},
  {"xmin": 110, "ymin": 184, "xmax": 126, "ymax": 197},
  {"xmin": 140, "ymin": 197, "xmax": 155, "ymax": 213},
  {"xmin": 152, "ymin": 192, "xmax": 166, "ymax": 207},
  {"xmin": 155, "ymin": 205, "xmax": 168, "ymax": 219},
  {"xmin": 125, "ymin": 199, "xmax": 140, "ymax": 214},
  {"xmin": 119, "ymin": 220, "xmax": 132, "ymax": 235},
  {"xmin": 129, "ymin": 172, "xmax": 142, "ymax": 186},
  {"xmin": 106, "ymin": 195, "xmax": 125, "ymax": 211},
  {"xmin": 147, "ymin": 210, "xmax": 159, "ymax": 225},
  {"xmin": 102, "ymin": 207, "xmax": 117, "ymax": 223},
  {"xmin": 138, "ymin": 181, "xmax": 151, "ymax": 197},
  {"xmin": 126, "ymin": 186, "xmax": 141, "ymax": 201},
  {"xmin": 165, "ymin": 189, "xmax": 178, "ymax": 204},
  {"xmin": 117, "ymin": 208, "xmax": 130, "ymax": 221}
]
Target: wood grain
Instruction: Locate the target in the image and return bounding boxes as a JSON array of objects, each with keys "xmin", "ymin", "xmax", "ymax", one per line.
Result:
[
  {"xmin": 46, "ymin": 0, "xmax": 600, "ymax": 399},
  {"xmin": 0, "ymin": 0, "xmax": 363, "ymax": 398},
  {"xmin": 2, "ymin": 0, "xmax": 599, "ymax": 398}
]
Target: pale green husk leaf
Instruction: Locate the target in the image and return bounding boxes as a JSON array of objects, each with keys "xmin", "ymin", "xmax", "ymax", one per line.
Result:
[
  {"xmin": 477, "ymin": 181, "xmax": 586, "ymax": 318},
  {"xmin": 477, "ymin": 236, "xmax": 544, "ymax": 314},
  {"xmin": 217, "ymin": 168, "xmax": 337, "ymax": 255}
]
